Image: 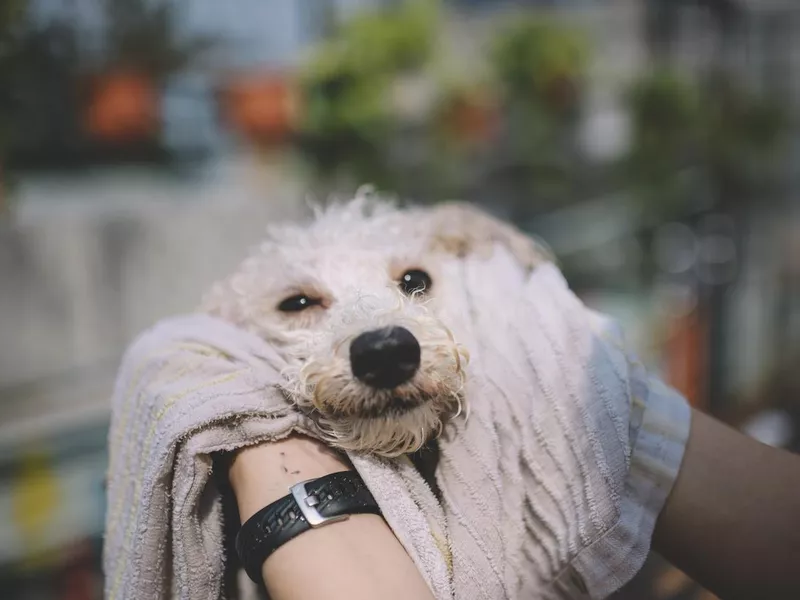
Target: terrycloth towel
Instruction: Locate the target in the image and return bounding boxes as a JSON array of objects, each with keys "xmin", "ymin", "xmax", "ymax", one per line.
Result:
[{"xmin": 103, "ymin": 253, "xmax": 690, "ymax": 600}]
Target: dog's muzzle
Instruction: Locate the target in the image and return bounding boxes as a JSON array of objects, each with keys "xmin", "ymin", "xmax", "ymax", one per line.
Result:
[{"xmin": 349, "ymin": 326, "xmax": 421, "ymax": 389}]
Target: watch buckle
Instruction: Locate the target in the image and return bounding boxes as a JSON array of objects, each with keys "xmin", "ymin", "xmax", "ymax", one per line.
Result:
[{"xmin": 289, "ymin": 479, "xmax": 350, "ymax": 527}]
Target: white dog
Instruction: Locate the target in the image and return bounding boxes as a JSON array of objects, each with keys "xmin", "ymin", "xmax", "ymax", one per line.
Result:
[{"xmin": 201, "ymin": 193, "xmax": 549, "ymax": 457}]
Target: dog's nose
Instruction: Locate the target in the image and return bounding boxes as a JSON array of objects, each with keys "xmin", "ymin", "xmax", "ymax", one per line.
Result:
[{"xmin": 350, "ymin": 326, "xmax": 421, "ymax": 389}]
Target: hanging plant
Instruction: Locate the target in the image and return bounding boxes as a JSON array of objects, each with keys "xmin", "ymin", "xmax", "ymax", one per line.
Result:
[
  {"xmin": 297, "ymin": 45, "xmax": 394, "ymax": 186},
  {"xmin": 436, "ymin": 84, "xmax": 499, "ymax": 148},
  {"xmin": 218, "ymin": 72, "xmax": 300, "ymax": 146},
  {"xmin": 295, "ymin": 1, "xmax": 439, "ymax": 188},
  {"xmin": 486, "ymin": 16, "xmax": 590, "ymax": 212},
  {"xmin": 622, "ymin": 68, "xmax": 789, "ymax": 220},
  {"xmin": 490, "ymin": 16, "xmax": 588, "ymax": 121},
  {"xmin": 85, "ymin": 70, "xmax": 159, "ymax": 143},
  {"xmin": 338, "ymin": 0, "xmax": 439, "ymax": 75},
  {"xmin": 622, "ymin": 69, "xmax": 701, "ymax": 218},
  {"xmin": 84, "ymin": 0, "xmax": 215, "ymax": 145},
  {"xmin": 698, "ymin": 70, "xmax": 789, "ymax": 200}
]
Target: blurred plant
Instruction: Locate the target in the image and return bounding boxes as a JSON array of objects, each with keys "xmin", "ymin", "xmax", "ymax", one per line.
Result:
[
  {"xmin": 299, "ymin": 47, "xmax": 394, "ymax": 186},
  {"xmin": 0, "ymin": 0, "xmax": 215, "ymax": 178},
  {"xmin": 98, "ymin": 0, "xmax": 214, "ymax": 82},
  {"xmin": 698, "ymin": 70, "xmax": 788, "ymax": 204},
  {"xmin": 82, "ymin": 0, "xmax": 215, "ymax": 145},
  {"xmin": 416, "ymin": 80, "xmax": 500, "ymax": 198},
  {"xmin": 219, "ymin": 74, "xmax": 300, "ymax": 147},
  {"xmin": 0, "ymin": 0, "xmax": 80, "ymax": 213},
  {"xmin": 435, "ymin": 83, "xmax": 499, "ymax": 150},
  {"xmin": 623, "ymin": 70, "xmax": 701, "ymax": 218},
  {"xmin": 337, "ymin": 0, "xmax": 438, "ymax": 74},
  {"xmin": 488, "ymin": 16, "xmax": 590, "ymax": 211},
  {"xmin": 623, "ymin": 68, "xmax": 789, "ymax": 220},
  {"xmin": 296, "ymin": 1, "xmax": 439, "ymax": 188},
  {"xmin": 491, "ymin": 16, "xmax": 587, "ymax": 122},
  {"xmin": 296, "ymin": 5, "xmax": 597, "ymax": 211}
]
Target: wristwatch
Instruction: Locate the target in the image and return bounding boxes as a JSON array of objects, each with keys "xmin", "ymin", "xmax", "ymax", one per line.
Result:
[{"xmin": 235, "ymin": 470, "xmax": 382, "ymax": 585}]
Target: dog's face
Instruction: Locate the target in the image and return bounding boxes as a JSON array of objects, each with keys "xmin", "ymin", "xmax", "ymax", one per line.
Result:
[{"xmin": 202, "ymin": 197, "xmax": 546, "ymax": 456}]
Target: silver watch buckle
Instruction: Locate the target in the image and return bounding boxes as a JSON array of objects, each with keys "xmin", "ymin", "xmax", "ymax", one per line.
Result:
[{"xmin": 289, "ymin": 479, "xmax": 350, "ymax": 528}]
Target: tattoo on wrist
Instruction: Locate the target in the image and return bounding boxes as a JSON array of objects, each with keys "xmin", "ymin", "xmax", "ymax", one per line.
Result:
[{"xmin": 279, "ymin": 451, "xmax": 302, "ymax": 476}]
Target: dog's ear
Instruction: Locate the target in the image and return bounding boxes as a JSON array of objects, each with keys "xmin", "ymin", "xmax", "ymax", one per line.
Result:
[{"xmin": 421, "ymin": 202, "xmax": 554, "ymax": 271}]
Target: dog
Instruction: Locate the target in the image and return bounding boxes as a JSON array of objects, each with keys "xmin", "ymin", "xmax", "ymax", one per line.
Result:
[{"xmin": 201, "ymin": 192, "xmax": 550, "ymax": 458}]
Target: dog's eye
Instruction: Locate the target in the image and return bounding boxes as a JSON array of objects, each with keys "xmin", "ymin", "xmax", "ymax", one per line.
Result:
[
  {"xmin": 399, "ymin": 269, "xmax": 432, "ymax": 295},
  {"xmin": 278, "ymin": 294, "xmax": 322, "ymax": 312}
]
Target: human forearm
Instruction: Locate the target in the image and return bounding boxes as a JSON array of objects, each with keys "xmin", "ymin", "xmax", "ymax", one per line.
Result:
[
  {"xmin": 653, "ymin": 409, "xmax": 800, "ymax": 599},
  {"xmin": 228, "ymin": 435, "xmax": 435, "ymax": 600}
]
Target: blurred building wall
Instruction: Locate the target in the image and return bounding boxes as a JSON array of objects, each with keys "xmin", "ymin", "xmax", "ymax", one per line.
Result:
[{"xmin": 0, "ymin": 154, "xmax": 307, "ymax": 440}]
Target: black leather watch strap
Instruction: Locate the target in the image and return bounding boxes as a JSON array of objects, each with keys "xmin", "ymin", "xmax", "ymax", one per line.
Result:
[{"xmin": 235, "ymin": 470, "xmax": 381, "ymax": 585}]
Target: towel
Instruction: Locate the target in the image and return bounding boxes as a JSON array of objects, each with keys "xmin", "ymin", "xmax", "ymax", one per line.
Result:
[{"xmin": 103, "ymin": 250, "xmax": 690, "ymax": 600}]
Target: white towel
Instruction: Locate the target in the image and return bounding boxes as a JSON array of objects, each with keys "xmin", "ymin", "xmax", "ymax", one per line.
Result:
[{"xmin": 103, "ymin": 252, "xmax": 690, "ymax": 600}]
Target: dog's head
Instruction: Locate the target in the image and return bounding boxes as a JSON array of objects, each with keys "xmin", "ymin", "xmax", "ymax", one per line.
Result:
[{"xmin": 202, "ymin": 194, "xmax": 547, "ymax": 456}]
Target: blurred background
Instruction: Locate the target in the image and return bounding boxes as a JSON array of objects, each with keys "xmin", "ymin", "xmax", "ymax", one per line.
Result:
[{"xmin": 1, "ymin": 0, "xmax": 799, "ymax": 598}]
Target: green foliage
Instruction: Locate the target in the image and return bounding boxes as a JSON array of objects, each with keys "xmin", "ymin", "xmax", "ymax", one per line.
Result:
[
  {"xmin": 698, "ymin": 71, "xmax": 789, "ymax": 189},
  {"xmin": 297, "ymin": 1, "xmax": 439, "ymax": 187},
  {"xmin": 628, "ymin": 70, "xmax": 698, "ymax": 148},
  {"xmin": 623, "ymin": 68, "xmax": 789, "ymax": 218},
  {"xmin": 299, "ymin": 45, "xmax": 394, "ymax": 184},
  {"xmin": 623, "ymin": 70, "xmax": 700, "ymax": 216},
  {"xmin": 338, "ymin": 0, "xmax": 439, "ymax": 74},
  {"xmin": 491, "ymin": 16, "xmax": 588, "ymax": 119},
  {"xmin": 297, "ymin": 7, "xmax": 594, "ymax": 208},
  {"xmin": 487, "ymin": 16, "xmax": 590, "ymax": 210}
]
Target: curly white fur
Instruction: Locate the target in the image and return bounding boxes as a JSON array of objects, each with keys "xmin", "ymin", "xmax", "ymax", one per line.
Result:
[{"xmin": 201, "ymin": 191, "xmax": 542, "ymax": 457}]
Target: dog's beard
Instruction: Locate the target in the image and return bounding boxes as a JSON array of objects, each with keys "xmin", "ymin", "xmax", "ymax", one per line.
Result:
[{"xmin": 281, "ymin": 313, "xmax": 469, "ymax": 458}]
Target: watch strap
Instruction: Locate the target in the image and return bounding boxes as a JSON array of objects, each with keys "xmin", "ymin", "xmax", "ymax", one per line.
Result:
[{"xmin": 235, "ymin": 470, "xmax": 381, "ymax": 585}]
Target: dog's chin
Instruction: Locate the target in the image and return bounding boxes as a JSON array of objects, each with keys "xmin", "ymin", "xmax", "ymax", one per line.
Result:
[
  {"xmin": 285, "ymin": 333, "xmax": 469, "ymax": 457},
  {"xmin": 317, "ymin": 395, "xmax": 463, "ymax": 458},
  {"xmin": 337, "ymin": 392, "xmax": 430, "ymax": 420}
]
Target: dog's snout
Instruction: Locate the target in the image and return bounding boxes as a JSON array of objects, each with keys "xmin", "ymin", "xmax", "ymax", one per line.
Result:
[{"xmin": 350, "ymin": 326, "xmax": 421, "ymax": 389}]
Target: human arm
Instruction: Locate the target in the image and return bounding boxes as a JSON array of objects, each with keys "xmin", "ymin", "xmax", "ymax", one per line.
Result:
[
  {"xmin": 653, "ymin": 408, "xmax": 800, "ymax": 600},
  {"xmin": 228, "ymin": 434, "xmax": 436, "ymax": 600}
]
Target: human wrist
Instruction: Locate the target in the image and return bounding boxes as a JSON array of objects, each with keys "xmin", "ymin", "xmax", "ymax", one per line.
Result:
[{"xmin": 228, "ymin": 434, "xmax": 352, "ymax": 522}]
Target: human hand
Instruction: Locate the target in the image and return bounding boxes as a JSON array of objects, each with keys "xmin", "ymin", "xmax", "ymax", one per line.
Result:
[{"xmin": 227, "ymin": 435, "xmax": 437, "ymax": 600}]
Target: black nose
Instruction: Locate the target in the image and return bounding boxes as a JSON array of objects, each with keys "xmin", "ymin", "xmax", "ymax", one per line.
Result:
[{"xmin": 350, "ymin": 326, "xmax": 421, "ymax": 389}]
